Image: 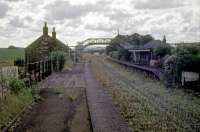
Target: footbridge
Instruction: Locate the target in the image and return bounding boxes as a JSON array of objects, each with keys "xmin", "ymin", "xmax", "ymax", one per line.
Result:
[{"xmin": 75, "ymin": 38, "xmax": 113, "ymax": 52}]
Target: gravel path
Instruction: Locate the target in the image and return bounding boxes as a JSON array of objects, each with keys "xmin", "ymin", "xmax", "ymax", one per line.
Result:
[
  {"xmin": 85, "ymin": 63, "xmax": 131, "ymax": 132},
  {"xmin": 15, "ymin": 64, "xmax": 92, "ymax": 132},
  {"xmin": 14, "ymin": 62, "xmax": 131, "ymax": 132}
]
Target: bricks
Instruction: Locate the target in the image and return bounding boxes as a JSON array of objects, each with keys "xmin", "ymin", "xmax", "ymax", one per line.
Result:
[{"xmin": 85, "ymin": 63, "xmax": 131, "ymax": 132}]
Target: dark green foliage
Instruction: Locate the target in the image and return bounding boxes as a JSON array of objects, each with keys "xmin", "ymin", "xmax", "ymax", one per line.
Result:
[
  {"xmin": 14, "ymin": 58, "xmax": 25, "ymax": 67},
  {"xmin": 175, "ymin": 46, "xmax": 200, "ymax": 81},
  {"xmin": 154, "ymin": 44, "xmax": 171, "ymax": 57},
  {"xmin": 140, "ymin": 34, "xmax": 154, "ymax": 45},
  {"xmin": 176, "ymin": 47, "xmax": 200, "ymax": 71},
  {"xmin": 106, "ymin": 33, "xmax": 154, "ymax": 57},
  {"xmin": 118, "ymin": 49, "xmax": 131, "ymax": 61},
  {"xmin": 50, "ymin": 51, "xmax": 66, "ymax": 72},
  {"xmin": 106, "ymin": 44, "xmax": 117, "ymax": 55},
  {"xmin": 8, "ymin": 79, "xmax": 26, "ymax": 94}
]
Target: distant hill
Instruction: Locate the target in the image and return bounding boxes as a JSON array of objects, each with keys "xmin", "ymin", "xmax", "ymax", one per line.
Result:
[
  {"xmin": 8, "ymin": 45, "xmax": 24, "ymax": 49},
  {"xmin": 173, "ymin": 42, "xmax": 200, "ymax": 47}
]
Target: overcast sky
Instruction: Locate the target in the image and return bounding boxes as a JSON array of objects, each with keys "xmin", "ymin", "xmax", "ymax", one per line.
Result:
[{"xmin": 0, "ymin": 0, "xmax": 199, "ymax": 47}]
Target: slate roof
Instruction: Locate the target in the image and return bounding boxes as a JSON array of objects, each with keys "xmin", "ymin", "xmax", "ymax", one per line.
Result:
[
  {"xmin": 118, "ymin": 42, "xmax": 138, "ymax": 50},
  {"xmin": 118, "ymin": 40, "xmax": 163, "ymax": 51},
  {"xmin": 143, "ymin": 40, "xmax": 162, "ymax": 49}
]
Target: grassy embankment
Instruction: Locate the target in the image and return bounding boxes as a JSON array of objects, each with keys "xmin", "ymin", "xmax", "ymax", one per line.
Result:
[
  {"xmin": 89, "ymin": 55, "xmax": 200, "ymax": 132},
  {"xmin": 0, "ymin": 48, "xmax": 24, "ymax": 68}
]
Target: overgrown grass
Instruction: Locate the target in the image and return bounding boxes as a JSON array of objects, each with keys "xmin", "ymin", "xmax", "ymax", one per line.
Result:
[
  {"xmin": 0, "ymin": 89, "xmax": 33, "ymax": 129},
  {"xmin": 89, "ymin": 54, "xmax": 200, "ymax": 132},
  {"xmin": 64, "ymin": 56, "xmax": 74, "ymax": 71},
  {"xmin": 65, "ymin": 89, "xmax": 80, "ymax": 102}
]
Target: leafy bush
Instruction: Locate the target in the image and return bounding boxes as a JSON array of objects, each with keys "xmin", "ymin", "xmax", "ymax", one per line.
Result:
[
  {"xmin": 49, "ymin": 51, "xmax": 66, "ymax": 72},
  {"xmin": 106, "ymin": 44, "xmax": 117, "ymax": 55},
  {"xmin": 175, "ymin": 46, "xmax": 200, "ymax": 81},
  {"xmin": 106, "ymin": 33, "xmax": 154, "ymax": 55},
  {"xmin": 14, "ymin": 58, "xmax": 25, "ymax": 67},
  {"xmin": 0, "ymin": 88, "xmax": 33, "ymax": 129},
  {"xmin": 8, "ymin": 79, "xmax": 26, "ymax": 94},
  {"xmin": 118, "ymin": 48, "xmax": 131, "ymax": 61}
]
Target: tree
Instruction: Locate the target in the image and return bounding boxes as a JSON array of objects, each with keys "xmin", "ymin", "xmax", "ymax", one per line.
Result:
[
  {"xmin": 140, "ymin": 34, "xmax": 154, "ymax": 45},
  {"xmin": 154, "ymin": 44, "xmax": 171, "ymax": 57},
  {"xmin": 175, "ymin": 46, "xmax": 200, "ymax": 81},
  {"xmin": 162, "ymin": 35, "xmax": 166, "ymax": 44}
]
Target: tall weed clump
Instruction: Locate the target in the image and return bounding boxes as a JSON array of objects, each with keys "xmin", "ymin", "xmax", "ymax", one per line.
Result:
[
  {"xmin": 8, "ymin": 79, "xmax": 26, "ymax": 94},
  {"xmin": 49, "ymin": 51, "xmax": 66, "ymax": 72}
]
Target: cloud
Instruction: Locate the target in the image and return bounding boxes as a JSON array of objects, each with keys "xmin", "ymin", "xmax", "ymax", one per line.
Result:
[
  {"xmin": 0, "ymin": 0, "xmax": 199, "ymax": 48},
  {"xmin": 9, "ymin": 16, "xmax": 26, "ymax": 28},
  {"xmin": 44, "ymin": 0, "xmax": 110, "ymax": 21},
  {"xmin": 0, "ymin": 1, "xmax": 9, "ymax": 18},
  {"xmin": 134, "ymin": 0, "xmax": 185, "ymax": 9},
  {"xmin": 4, "ymin": 0, "xmax": 24, "ymax": 2}
]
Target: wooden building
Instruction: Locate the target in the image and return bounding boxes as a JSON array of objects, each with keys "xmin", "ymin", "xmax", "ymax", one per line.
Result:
[{"xmin": 128, "ymin": 40, "xmax": 163, "ymax": 65}]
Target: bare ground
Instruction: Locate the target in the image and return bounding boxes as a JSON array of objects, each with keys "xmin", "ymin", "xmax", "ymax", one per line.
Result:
[{"xmin": 14, "ymin": 64, "xmax": 92, "ymax": 132}]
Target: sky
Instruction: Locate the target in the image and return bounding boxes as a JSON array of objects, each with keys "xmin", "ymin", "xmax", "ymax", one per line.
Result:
[{"xmin": 0, "ymin": 0, "xmax": 199, "ymax": 48}]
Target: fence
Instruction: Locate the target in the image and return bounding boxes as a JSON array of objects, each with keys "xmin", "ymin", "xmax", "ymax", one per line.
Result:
[{"xmin": 25, "ymin": 59, "xmax": 52, "ymax": 83}]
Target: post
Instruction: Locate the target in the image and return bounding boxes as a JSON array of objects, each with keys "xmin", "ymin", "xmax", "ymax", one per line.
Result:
[
  {"xmin": 38, "ymin": 61, "xmax": 41, "ymax": 81},
  {"xmin": 74, "ymin": 50, "xmax": 76, "ymax": 64},
  {"xmin": 34, "ymin": 63, "xmax": 37, "ymax": 82},
  {"xmin": 42, "ymin": 61, "xmax": 45, "ymax": 79}
]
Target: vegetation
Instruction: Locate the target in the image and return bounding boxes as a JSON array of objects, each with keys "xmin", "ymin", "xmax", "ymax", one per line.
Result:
[
  {"xmin": 8, "ymin": 79, "xmax": 26, "ymax": 94},
  {"xmin": 49, "ymin": 51, "xmax": 66, "ymax": 72},
  {"xmin": 14, "ymin": 58, "xmax": 25, "ymax": 67},
  {"xmin": 175, "ymin": 46, "xmax": 200, "ymax": 81},
  {"xmin": 106, "ymin": 33, "xmax": 154, "ymax": 56},
  {"xmin": 90, "ymin": 55, "xmax": 200, "ymax": 131},
  {"xmin": 64, "ymin": 55, "xmax": 74, "ymax": 71},
  {"xmin": 0, "ymin": 78, "xmax": 36, "ymax": 129},
  {"xmin": 154, "ymin": 44, "xmax": 172, "ymax": 57},
  {"xmin": 0, "ymin": 89, "xmax": 33, "ymax": 129}
]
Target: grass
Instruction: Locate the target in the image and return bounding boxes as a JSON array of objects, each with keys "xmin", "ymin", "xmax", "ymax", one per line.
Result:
[
  {"xmin": 0, "ymin": 48, "xmax": 25, "ymax": 68},
  {"xmin": 0, "ymin": 89, "xmax": 33, "ymax": 129},
  {"xmin": 65, "ymin": 89, "xmax": 80, "ymax": 102},
  {"xmin": 89, "ymin": 54, "xmax": 200, "ymax": 132},
  {"xmin": 64, "ymin": 56, "xmax": 74, "ymax": 71}
]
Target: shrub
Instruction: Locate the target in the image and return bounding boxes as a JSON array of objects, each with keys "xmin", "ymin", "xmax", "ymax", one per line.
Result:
[
  {"xmin": 154, "ymin": 44, "xmax": 171, "ymax": 57},
  {"xmin": 49, "ymin": 51, "xmax": 66, "ymax": 72},
  {"xmin": 14, "ymin": 58, "xmax": 25, "ymax": 67},
  {"xmin": 8, "ymin": 79, "xmax": 26, "ymax": 94},
  {"xmin": 175, "ymin": 46, "xmax": 200, "ymax": 81}
]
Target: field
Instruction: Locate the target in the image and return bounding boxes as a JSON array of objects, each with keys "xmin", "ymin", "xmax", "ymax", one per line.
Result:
[
  {"xmin": 89, "ymin": 54, "xmax": 200, "ymax": 132},
  {"xmin": 0, "ymin": 48, "xmax": 25, "ymax": 68}
]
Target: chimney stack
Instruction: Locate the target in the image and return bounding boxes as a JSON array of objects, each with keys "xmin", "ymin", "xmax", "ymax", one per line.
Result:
[
  {"xmin": 43, "ymin": 22, "xmax": 48, "ymax": 36},
  {"xmin": 52, "ymin": 27, "xmax": 56, "ymax": 39}
]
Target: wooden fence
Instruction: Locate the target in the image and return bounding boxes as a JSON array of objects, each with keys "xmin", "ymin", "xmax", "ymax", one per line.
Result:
[{"xmin": 25, "ymin": 59, "xmax": 53, "ymax": 83}]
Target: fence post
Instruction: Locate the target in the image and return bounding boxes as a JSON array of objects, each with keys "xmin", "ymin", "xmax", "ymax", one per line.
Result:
[
  {"xmin": 38, "ymin": 61, "xmax": 41, "ymax": 81},
  {"xmin": 42, "ymin": 61, "xmax": 45, "ymax": 79},
  {"xmin": 34, "ymin": 63, "xmax": 37, "ymax": 82}
]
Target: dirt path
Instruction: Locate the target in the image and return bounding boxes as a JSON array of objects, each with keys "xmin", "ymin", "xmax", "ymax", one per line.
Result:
[{"xmin": 15, "ymin": 64, "xmax": 92, "ymax": 132}]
